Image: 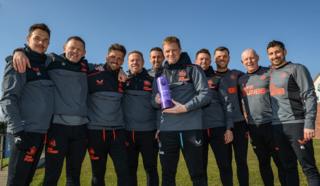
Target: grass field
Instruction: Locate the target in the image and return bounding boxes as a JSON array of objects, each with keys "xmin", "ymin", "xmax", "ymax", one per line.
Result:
[{"xmin": 29, "ymin": 140, "xmax": 320, "ymax": 186}]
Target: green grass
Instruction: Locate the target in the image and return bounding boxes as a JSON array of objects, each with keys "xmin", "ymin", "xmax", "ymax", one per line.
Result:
[
  {"xmin": 1, "ymin": 158, "xmax": 9, "ymax": 168},
  {"xmin": 30, "ymin": 140, "xmax": 320, "ymax": 186}
]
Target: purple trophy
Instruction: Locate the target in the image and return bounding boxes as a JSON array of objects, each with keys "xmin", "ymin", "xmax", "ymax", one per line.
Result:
[{"xmin": 157, "ymin": 75, "xmax": 173, "ymax": 109}]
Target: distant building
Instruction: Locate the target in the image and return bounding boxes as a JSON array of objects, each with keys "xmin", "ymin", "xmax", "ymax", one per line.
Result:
[{"xmin": 314, "ymin": 74, "xmax": 320, "ymax": 139}]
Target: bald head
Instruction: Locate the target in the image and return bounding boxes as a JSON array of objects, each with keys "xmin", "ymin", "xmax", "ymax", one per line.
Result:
[{"xmin": 241, "ymin": 48, "xmax": 259, "ymax": 73}]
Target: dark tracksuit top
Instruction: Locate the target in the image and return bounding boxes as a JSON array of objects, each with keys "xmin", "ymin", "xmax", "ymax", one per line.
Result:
[
  {"xmin": 148, "ymin": 67, "xmax": 163, "ymax": 78},
  {"xmin": 269, "ymin": 62, "xmax": 317, "ymax": 129},
  {"xmin": 0, "ymin": 46, "xmax": 54, "ymax": 134},
  {"xmin": 46, "ymin": 53, "xmax": 88, "ymax": 126},
  {"xmin": 147, "ymin": 68, "xmax": 157, "ymax": 78},
  {"xmin": 147, "ymin": 67, "xmax": 162, "ymax": 129},
  {"xmin": 216, "ymin": 69, "xmax": 245, "ymax": 123},
  {"xmin": 87, "ymin": 64, "xmax": 125, "ymax": 130},
  {"xmin": 151, "ymin": 52, "xmax": 211, "ymax": 131},
  {"xmin": 238, "ymin": 66, "xmax": 272, "ymax": 125},
  {"xmin": 202, "ymin": 66, "xmax": 233, "ymax": 129},
  {"xmin": 123, "ymin": 68, "xmax": 157, "ymax": 131}
]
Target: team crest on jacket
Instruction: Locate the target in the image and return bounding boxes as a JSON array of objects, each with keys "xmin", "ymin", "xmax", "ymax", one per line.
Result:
[
  {"xmin": 207, "ymin": 79, "xmax": 216, "ymax": 89},
  {"xmin": 96, "ymin": 79, "xmax": 104, "ymax": 86},
  {"xmin": 230, "ymin": 73, "xmax": 237, "ymax": 80},
  {"xmin": 178, "ymin": 70, "xmax": 189, "ymax": 81},
  {"xmin": 32, "ymin": 67, "xmax": 41, "ymax": 76},
  {"xmin": 143, "ymin": 80, "xmax": 152, "ymax": 91},
  {"xmin": 80, "ymin": 62, "xmax": 88, "ymax": 72},
  {"xmin": 208, "ymin": 77, "xmax": 219, "ymax": 89},
  {"xmin": 260, "ymin": 75, "xmax": 267, "ymax": 80},
  {"xmin": 280, "ymin": 72, "xmax": 288, "ymax": 79},
  {"xmin": 118, "ymin": 82, "xmax": 124, "ymax": 93},
  {"xmin": 143, "ymin": 80, "xmax": 151, "ymax": 87}
]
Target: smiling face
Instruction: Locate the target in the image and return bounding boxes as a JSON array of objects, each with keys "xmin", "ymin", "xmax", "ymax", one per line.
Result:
[
  {"xmin": 267, "ymin": 45, "xmax": 287, "ymax": 68},
  {"xmin": 163, "ymin": 42, "xmax": 181, "ymax": 65},
  {"xmin": 214, "ymin": 50, "xmax": 230, "ymax": 71},
  {"xmin": 128, "ymin": 53, "xmax": 144, "ymax": 74},
  {"xmin": 27, "ymin": 29, "xmax": 50, "ymax": 54},
  {"xmin": 149, "ymin": 50, "xmax": 164, "ymax": 70},
  {"xmin": 106, "ymin": 50, "xmax": 125, "ymax": 70},
  {"xmin": 241, "ymin": 49, "xmax": 259, "ymax": 73},
  {"xmin": 64, "ymin": 39, "xmax": 86, "ymax": 63},
  {"xmin": 195, "ymin": 52, "xmax": 211, "ymax": 71}
]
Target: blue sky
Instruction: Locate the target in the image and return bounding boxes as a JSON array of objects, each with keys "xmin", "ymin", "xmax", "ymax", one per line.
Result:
[{"xmin": 0, "ymin": 0, "xmax": 319, "ymax": 80}]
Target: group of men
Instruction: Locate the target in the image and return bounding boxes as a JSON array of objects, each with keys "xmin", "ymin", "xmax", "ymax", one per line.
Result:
[{"xmin": 0, "ymin": 23, "xmax": 319, "ymax": 186}]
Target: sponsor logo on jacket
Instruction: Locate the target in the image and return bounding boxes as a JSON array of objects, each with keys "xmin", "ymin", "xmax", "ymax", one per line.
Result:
[
  {"xmin": 241, "ymin": 85, "xmax": 267, "ymax": 96},
  {"xmin": 270, "ymin": 83, "xmax": 285, "ymax": 96}
]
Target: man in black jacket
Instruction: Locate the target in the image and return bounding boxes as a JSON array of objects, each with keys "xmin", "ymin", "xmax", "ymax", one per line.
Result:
[
  {"xmin": 87, "ymin": 43, "xmax": 130, "ymax": 186},
  {"xmin": 0, "ymin": 23, "xmax": 54, "ymax": 186},
  {"xmin": 152, "ymin": 36, "xmax": 210, "ymax": 186},
  {"xmin": 124, "ymin": 51, "xmax": 159, "ymax": 186}
]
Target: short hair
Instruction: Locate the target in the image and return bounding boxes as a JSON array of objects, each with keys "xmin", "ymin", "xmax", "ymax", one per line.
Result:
[
  {"xmin": 241, "ymin": 48, "xmax": 259, "ymax": 62},
  {"xmin": 65, "ymin": 36, "xmax": 86, "ymax": 49},
  {"xmin": 267, "ymin": 40, "xmax": 286, "ymax": 51},
  {"xmin": 214, "ymin": 46, "xmax": 230, "ymax": 55},
  {"xmin": 162, "ymin": 36, "xmax": 181, "ymax": 49},
  {"xmin": 108, "ymin": 43, "xmax": 126, "ymax": 56},
  {"xmin": 149, "ymin": 47, "xmax": 163, "ymax": 53},
  {"xmin": 128, "ymin": 50, "xmax": 144, "ymax": 62},
  {"xmin": 28, "ymin": 23, "xmax": 51, "ymax": 38},
  {"xmin": 196, "ymin": 48, "xmax": 211, "ymax": 58}
]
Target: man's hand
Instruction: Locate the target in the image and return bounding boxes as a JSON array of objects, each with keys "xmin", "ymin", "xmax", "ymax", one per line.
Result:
[
  {"xmin": 155, "ymin": 130, "xmax": 160, "ymax": 141},
  {"xmin": 155, "ymin": 93, "xmax": 161, "ymax": 105},
  {"xmin": 224, "ymin": 129, "xmax": 233, "ymax": 144},
  {"xmin": 13, "ymin": 131, "xmax": 31, "ymax": 150},
  {"xmin": 162, "ymin": 100, "xmax": 187, "ymax": 114},
  {"xmin": 13, "ymin": 51, "xmax": 30, "ymax": 73},
  {"xmin": 118, "ymin": 68, "xmax": 128, "ymax": 82},
  {"xmin": 304, "ymin": 128, "xmax": 315, "ymax": 141}
]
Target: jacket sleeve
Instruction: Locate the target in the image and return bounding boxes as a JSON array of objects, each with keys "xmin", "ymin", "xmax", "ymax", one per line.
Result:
[
  {"xmin": 293, "ymin": 64, "xmax": 317, "ymax": 129},
  {"xmin": 0, "ymin": 56, "xmax": 27, "ymax": 134},
  {"xmin": 184, "ymin": 66, "xmax": 211, "ymax": 111},
  {"xmin": 219, "ymin": 88, "xmax": 234, "ymax": 129}
]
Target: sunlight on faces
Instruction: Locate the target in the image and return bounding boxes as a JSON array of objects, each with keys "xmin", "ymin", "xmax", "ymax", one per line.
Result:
[
  {"xmin": 27, "ymin": 29, "xmax": 50, "ymax": 54},
  {"xmin": 267, "ymin": 46, "xmax": 287, "ymax": 67},
  {"xmin": 214, "ymin": 50, "xmax": 230, "ymax": 69},
  {"xmin": 163, "ymin": 42, "xmax": 181, "ymax": 65},
  {"xmin": 195, "ymin": 52, "xmax": 211, "ymax": 71},
  {"xmin": 128, "ymin": 53, "xmax": 144, "ymax": 74},
  {"xmin": 107, "ymin": 50, "xmax": 125, "ymax": 70},
  {"xmin": 64, "ymin": 39, "xmax": 86, "ymax": 63},
  {"xmin": 241, "ymin": 50, "xmax": 259, "ymax": 73},
  {"xmin": 149, "ymin": 50, "xmax": 164, "ymax": 69}
]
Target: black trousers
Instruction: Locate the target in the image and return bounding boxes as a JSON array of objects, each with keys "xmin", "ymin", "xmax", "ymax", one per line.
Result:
[
  {"xmin": 203, "ymin": 127, "xmax": 233, "ymax": 186},
  {"xmin": 7, "ymin": 132, "xmax": 44, "ymax": 186},
  {"xmin": 273, "ymin": 123, "xmax": 320, "ymax": 186},
  {"xmin": 87, "ymin": 129, "xmax": 130, "ymax": 186},
  {"xmin": 232, "ymin": 121, "xmax": 249, "ymax": 186},
  {"xmin": 127, "ymin": 130, "xmax": 159, "ymax": 186},
  {"xmin": 248, "ymin": 123, "xmax": 286, "ymax": 186},
  {"xmin": 158, "ymin": 130, "xmax": 207, "ymax": 186},
  {"xmin": 43, "ymin": 124, "xmax": 87, "ymax": 186}
]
